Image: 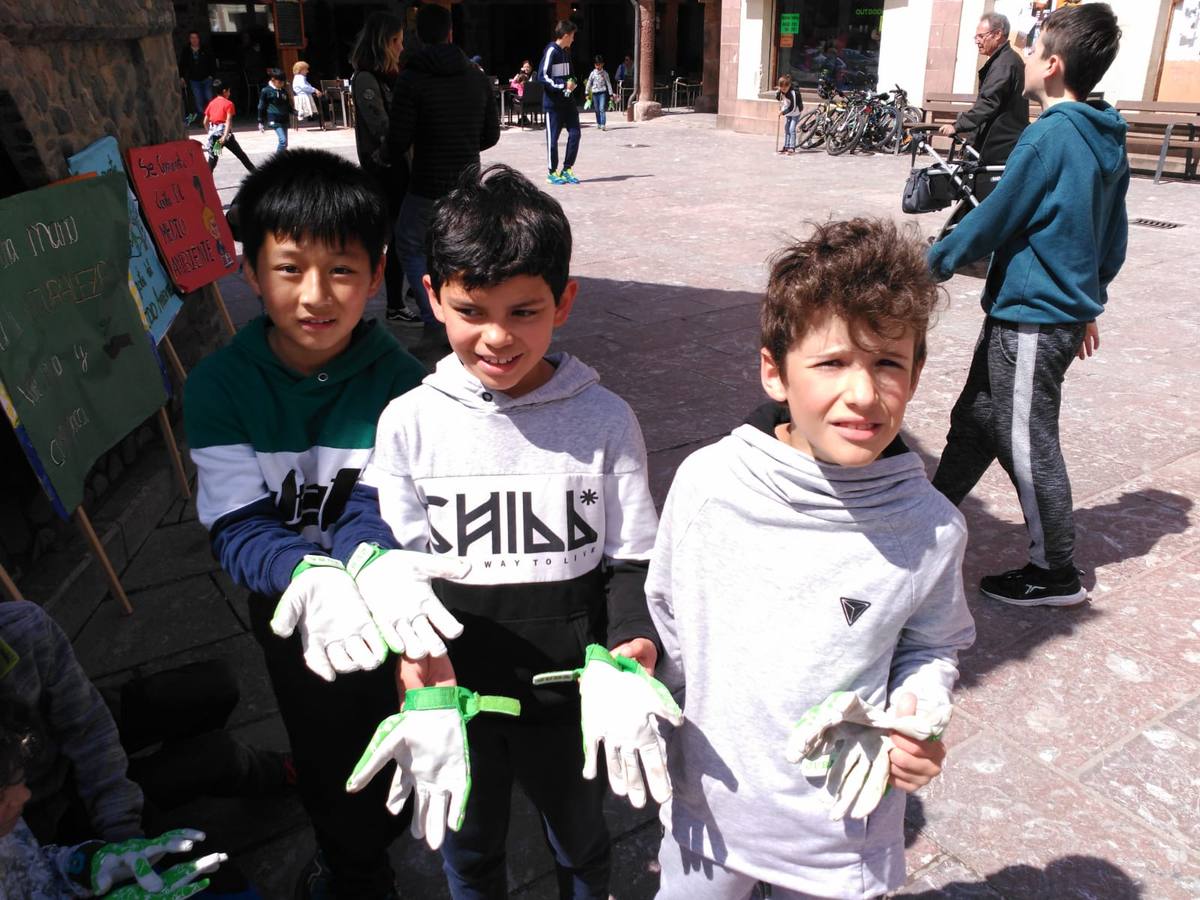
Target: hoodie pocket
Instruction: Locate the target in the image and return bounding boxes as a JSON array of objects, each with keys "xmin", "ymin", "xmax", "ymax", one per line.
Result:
[{"xmin": 436, "ymin": 571, "xmax": 606, "ymax": 721}]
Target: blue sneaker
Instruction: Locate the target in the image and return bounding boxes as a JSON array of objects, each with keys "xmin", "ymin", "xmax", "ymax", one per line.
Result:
[
  {"xmin": 561, "ymin": 168, "xmax": 580, "ymax": 184},
  {"xmin": 547, "ymin": 170, "xmax": 567, "ymax": 185}
]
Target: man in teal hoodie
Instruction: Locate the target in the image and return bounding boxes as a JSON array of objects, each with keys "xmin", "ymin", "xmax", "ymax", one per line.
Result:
[{"xmin": 928, "ymin": 3, "xmax": 1127, "ymax": 607}]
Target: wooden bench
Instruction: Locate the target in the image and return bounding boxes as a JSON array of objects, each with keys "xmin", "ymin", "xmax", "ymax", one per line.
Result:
[{"xmin": 1114, "ymin": 101, "xmax": 1200, "ymax": 183}]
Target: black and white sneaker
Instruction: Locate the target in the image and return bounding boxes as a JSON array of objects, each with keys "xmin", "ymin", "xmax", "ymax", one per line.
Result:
[
  {"xmin": 386, "ymin": 306, "xmax": 423, "ymax": 327},
  {"xmin": 980, "ymin": 563, "xmax": 1088, "ymax": 607}
]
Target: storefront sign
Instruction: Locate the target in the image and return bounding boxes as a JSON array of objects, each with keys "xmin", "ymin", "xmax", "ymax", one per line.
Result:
[
  {"xmin": 125, "ymin": 140, "xmax": 238, "ymax": 294},
  {"xmin": 0, "ymin": 174, "xmax": 168, "ymax": 515},
  {"xmin": 780, "ymin": 13, "xmax": 800, "ymax": 35},
  {"xmin": 68, "ymin": 137, "xmax": 184, "ymax": 344}
]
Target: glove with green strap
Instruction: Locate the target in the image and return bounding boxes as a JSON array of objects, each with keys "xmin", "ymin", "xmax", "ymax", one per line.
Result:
[
  {"xmin": 534, "ymin": 644, "xmax": 683, "ymax": 809},
  {"xmin": 785, "ymin": 691, "xmax": 951, "ymax": 820},
  {"xmin": 345, "ymin": 686, "xmax": 520, "ymax": 850},
  {"xmin": 60, "ymin": 828, "xmax": 225, "ymax": 897},
  {"xmin": 270, "ymin": 555, "xmax": 388, "ymax": 682},
  {"xmin": 346, "ymin": 543, "xmax": 469, "ymax": 659}
]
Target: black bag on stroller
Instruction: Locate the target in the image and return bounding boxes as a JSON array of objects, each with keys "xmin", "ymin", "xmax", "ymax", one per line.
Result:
[{"xmin": 901, "ymin": 165, "xmax": 954, "ymax": 214}]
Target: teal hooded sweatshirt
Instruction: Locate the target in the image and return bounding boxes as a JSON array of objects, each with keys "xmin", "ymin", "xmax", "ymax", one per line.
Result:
[{"xmin": 928, "ymin": 101, "xmax": 1129, "ymax": 325}]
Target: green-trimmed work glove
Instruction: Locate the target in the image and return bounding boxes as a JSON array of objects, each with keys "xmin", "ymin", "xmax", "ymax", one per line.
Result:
[
  {"xmin": 785, "ymin": 691, "xmax": 951, "ymax": 820},
  {"xmin": 62, "ymin": 829, "xmax": 225, "ymax": 897},
  {"xmin": 347, "ymin": 543, "xmax": 469, "ymax": 659},
  {"xmin": 534, "ymin": 644, "xmax": 683, "ymax": 809},
  {"xmin": 345, "ymin": 686, "xmax": 520, "ymax": 850},
  {"xmin": 271, "ymin": 555, "xmax": 387, "ymax": 682}
]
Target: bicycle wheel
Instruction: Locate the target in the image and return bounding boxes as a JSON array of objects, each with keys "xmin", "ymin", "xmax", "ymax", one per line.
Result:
[
  {"xmin": 826, "ymin": 106, "xmax": 866, "ymax": 156},
  {"xmin": 797, "ymin": 108, "xmax": 825, "ymax": 149}
]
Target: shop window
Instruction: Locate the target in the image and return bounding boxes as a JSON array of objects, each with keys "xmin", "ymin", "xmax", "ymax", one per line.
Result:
[{"xmin": 772, "ymin": 1, "xmax": 882, "ymax": 92}]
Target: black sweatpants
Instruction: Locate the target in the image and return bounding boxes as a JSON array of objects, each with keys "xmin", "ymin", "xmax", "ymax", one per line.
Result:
[
  {"xmin": 932, "ymin": 318, "xmax": 1088, "ymax": 571},
  {"xmin": 208, "ymin": 132, "xmax": 256, "ymax": 173},
  {"xmin": 545, "ymin": 101, "xmax": 581, "ymax": 172},
  {"xmin": 249, "ymin": 593, "xmax": 410, "ymax": 898},
  {"xmin": 439, "ymin": 715, "xmax": 610, "ymax": 900}
]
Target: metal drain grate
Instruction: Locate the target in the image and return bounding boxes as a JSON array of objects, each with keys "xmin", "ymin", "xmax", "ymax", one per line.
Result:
[{"xmin": 1131, "ymin": 217, "xmax": 1182, "ymax": 230}]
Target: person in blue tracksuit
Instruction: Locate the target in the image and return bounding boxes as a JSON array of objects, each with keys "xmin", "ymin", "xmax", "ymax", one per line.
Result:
[{"xmin": 538, "ymin": 19, "xmax": 582, "ymax": 185}]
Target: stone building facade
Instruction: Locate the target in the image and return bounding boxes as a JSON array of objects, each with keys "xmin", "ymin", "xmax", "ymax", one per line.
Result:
[{"xmin": 0, "ymin": 1, "xmax": 227, "ymax": 585}]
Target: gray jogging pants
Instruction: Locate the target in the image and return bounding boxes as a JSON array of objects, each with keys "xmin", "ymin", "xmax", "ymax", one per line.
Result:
[{"xmin": 932, "ymin": 317, "xmax": 1088, "ymax": 571}]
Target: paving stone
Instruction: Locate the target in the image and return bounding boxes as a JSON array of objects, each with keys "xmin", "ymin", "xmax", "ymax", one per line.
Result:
[
  {"xmin": 1163, "ymin": 694, "xmax": 1200, "ymax": 743},
  {"xmin": 896, "ymin": 857, "xmax": 1003, "ymax": 897},
  {"xmin": 119, "ymin": 521, "xmax": 221, "ymax": 591},
  {"xmin": 955, "ymin": 624, "xmax": 1198, "ymax": 772},
  {"xmin": 73, "ymin": 576, "xmax": 244, "ymax": 678},
  {"xmin": 1081, "ymin": 724, "xmax": 1200, "ymax": 846},
  {"xmin": 211, "ymin": 568, "xmax": 253, "ymax": 633},
  {"xmin": 918, "ymin": 736, "xmax": 1200, "ymax": 899}
]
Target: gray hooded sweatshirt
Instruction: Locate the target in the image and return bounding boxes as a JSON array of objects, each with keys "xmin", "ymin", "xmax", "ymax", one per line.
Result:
[
  {"xmin": 648, "ymin": 424, "xmax": 975, "ymax": 898},
  {"xmin": 360, "ymin": 352, "xmax": 660, "ymax": 721}
]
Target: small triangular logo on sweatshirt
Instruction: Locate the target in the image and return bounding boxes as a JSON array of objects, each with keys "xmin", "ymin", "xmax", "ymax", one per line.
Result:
[{"xmin": 840, "ymin": 597, "xmax": 871, "ymax": 627}]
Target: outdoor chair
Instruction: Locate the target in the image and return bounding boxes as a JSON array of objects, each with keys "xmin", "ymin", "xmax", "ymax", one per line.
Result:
[{"xmin": 513, "ymin": 81, "xmax": 544, "ymax": 129}]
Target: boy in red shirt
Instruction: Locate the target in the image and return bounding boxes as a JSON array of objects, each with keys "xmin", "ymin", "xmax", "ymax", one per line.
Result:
[{"xmin": 203, "ymin": 79, "xmax": 255, "ymax": 173}]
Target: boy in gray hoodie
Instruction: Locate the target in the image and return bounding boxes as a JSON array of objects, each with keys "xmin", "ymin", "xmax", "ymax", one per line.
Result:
[{"xmin": 648, "ymin": 219, "xmax": 976, "ymax": 899}]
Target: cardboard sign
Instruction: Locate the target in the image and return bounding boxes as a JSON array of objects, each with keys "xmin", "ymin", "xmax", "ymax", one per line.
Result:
[
  {"xmin": 0, "ymin": 174, "xmax": 168, "ymax": 516},
  {"xmin": 780, "ymin": 33, "xmax": 795, "ymax": 48},
  {"xmin": 125, "ymin": 140, "xmax": 238, "ymax": 294},
  {"xmin": 67, "ymin": 137, "xmax": 184, "ymax": 344}
]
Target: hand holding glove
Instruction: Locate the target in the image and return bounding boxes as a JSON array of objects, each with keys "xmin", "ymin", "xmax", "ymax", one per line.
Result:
[
  {"xmin": 347, "ymin": 544, "xmax": 470, "ymax": 659},
  {"xmin": 345, "ymin": 686, "xmax": 520, "ymax": 850},
  {"xmin": 271, "ymin": 555, "xmax": 387, "ymax": 682},
  {"xmin": 785, "ymin": 691, "xmax": 951, "ymax": 820},
  {"xmin": 534, "ymin": 644, "xmax": 683, "ymax": 809},
  {"xmin": 63, "ymin": 829, "xmax": 226, "ymax": 898}
]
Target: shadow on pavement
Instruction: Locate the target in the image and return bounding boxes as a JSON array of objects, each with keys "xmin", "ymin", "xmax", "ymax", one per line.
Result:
[{"xmin": 903, "ymin": 854, "xmax": 1142, "ymax": 899}]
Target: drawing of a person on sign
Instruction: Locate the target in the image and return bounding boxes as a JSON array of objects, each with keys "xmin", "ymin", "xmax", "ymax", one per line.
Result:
[{"xmin": 201, "ymin": 206, "xmax": 235, "ymax": 269}]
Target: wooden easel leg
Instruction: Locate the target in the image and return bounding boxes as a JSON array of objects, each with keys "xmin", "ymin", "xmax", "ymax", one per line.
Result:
[
  {"xmin": 0, "ymin": 563, "xmax": 25, "ymax": 602},
  {"xmin": 161, "ymin": 335, "xmax": 188, "ymax": 384},
  {"xmin": 157, "ymin": 406, "xmax": 191, "ymax": 500},
  {"xmin": 209, "ymin": 282, "xmax": 237, "ymax": 337},
  {"xmin": 75, "ymin": 507, "xmax": 133, "ymax": 616}
]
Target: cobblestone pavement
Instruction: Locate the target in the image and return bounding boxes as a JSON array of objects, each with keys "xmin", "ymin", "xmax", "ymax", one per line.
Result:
[{"xmin": 32, "ymin": 112, "xmax": 1200, "ymax": 898}]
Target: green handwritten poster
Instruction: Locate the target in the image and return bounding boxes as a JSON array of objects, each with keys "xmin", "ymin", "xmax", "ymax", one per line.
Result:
[{"xmin": 0, "ymin": 173, "xmax": 168, "ymax": 516}]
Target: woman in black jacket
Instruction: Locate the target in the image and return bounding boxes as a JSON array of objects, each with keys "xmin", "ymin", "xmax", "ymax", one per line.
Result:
[{"xmin": 350, "ymin": 11, "xmax": 420, "ymax": 325}]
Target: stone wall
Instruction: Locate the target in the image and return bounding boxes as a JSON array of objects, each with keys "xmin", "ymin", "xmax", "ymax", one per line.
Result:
[{"xmin": 0, "ymin": 1, "xmax": 228, "ymax": 585}]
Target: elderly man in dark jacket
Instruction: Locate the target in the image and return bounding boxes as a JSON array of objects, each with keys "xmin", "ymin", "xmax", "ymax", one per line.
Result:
[
  {"xmin": 388, "ymin": 2, "xmax": 500, "ymax": 350},
  {"xmin": 940, "ymin": 13, "xmax": 1028, "ymax": 205}
]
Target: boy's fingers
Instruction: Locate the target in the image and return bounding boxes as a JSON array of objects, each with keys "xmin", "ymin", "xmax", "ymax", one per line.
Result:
[
  {"xmin": 409, "ymin": 554, "xmax": 472, "ymax": 581},
  {"xmin": 890, "ymin": 692, "xmax": 918, "ymax": 718},
  {"xmin": 269, "ymin": 594, "xmax": 302, "ymax": 638},
  {"xmin": 605, "ymin": 741, "xmax": 627, "ymax": 796},
  {"xmin": 623, "ymin": 749, "xmax": 648, "ymax": 809},
  {"xmin": 423, "ymin": 790, "xmax": 450, "ymax": 851},
  {"xmin": 640, "ymin": 741, "xmax": 673, "ymax": 804},
  {"xmin": 410, "ymin": 616, "xmax": 448, "ymax": 658},
  {"xmin": 422, "ymin": 601, "xmax": 465, "ymax": 642},
  {"xmin": 302, "ymin": 646, "xmax": 337, "ymax": 682},
  {"xmin": 581, "ymin": 733, "xmax": 601, "ymax": 781},
  {"xmin": 325, "ymin": 642, "xmax": 357, "ymax": 675}
]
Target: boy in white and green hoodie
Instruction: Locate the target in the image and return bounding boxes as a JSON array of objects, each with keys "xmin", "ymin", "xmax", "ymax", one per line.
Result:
[{"xmin": 649, "ymin": 219, "xmax": 976, "ymax": 899}]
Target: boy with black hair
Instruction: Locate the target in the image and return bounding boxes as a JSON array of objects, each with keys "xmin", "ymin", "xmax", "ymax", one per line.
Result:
[
  {"xmin": 539, "ymin": 19, "xmax": 583, "ymax": 184},
  {"xmin": 184, "ymin": 148, "xmax": 447, "ymax": 899},
  {"xmin": 928, "ymin": 2, "xmax": 1127, "ymax": 607},
  {"xmin": 339, "ymin": 163, "xmax": 664, "ymax": 899},
  {"xmin": 202, "ymin": 79, "xmax": 256, "ymax": 174},
  {"xmin": 257, "ymin": 68, "xmax": 295, "ymax": 153},
  {"xmin": 649, "ymin": 219, "xmax": 975, "ymax": 899}
]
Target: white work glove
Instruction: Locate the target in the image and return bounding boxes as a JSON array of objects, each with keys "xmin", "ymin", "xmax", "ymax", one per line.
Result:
[
  {"xmin": 60, "ymin": 829, "xmax": 226, "ymax": 898},
  {"xmin": 271, "ymin": 555, "xmax": 388, "ymax": 682},
  {"xmin": 785, "ymin": 691, "xmax": 951, "ymax": 820},
  {"xmin": 345, "ymin": 686, "xmax": 520, "ymax": 850},
  {"xmin": 347, "ymin": 543, "xmax": 469, "ymax": 659},
  {"xmin": 534, "ymin": 644, "xmax": 683, "ymax": 809}
]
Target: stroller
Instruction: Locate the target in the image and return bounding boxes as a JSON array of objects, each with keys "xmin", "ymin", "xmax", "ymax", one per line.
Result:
[{"xmin": 901, "ymin": 125, "xmax": 1005, "ymax": 243}]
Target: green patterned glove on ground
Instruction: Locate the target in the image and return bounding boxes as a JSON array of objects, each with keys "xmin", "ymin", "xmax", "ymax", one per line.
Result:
[
  {"xmin": 785, "ymin": 691, "xmax": 951, "ymax": 820},
  {"xmin": 345, "ymin": 686, "xmax": 520, "ymax": 850},
  {"xmin": 535, "ymin": 644, "xmax": 683, "ymax": 809}
]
